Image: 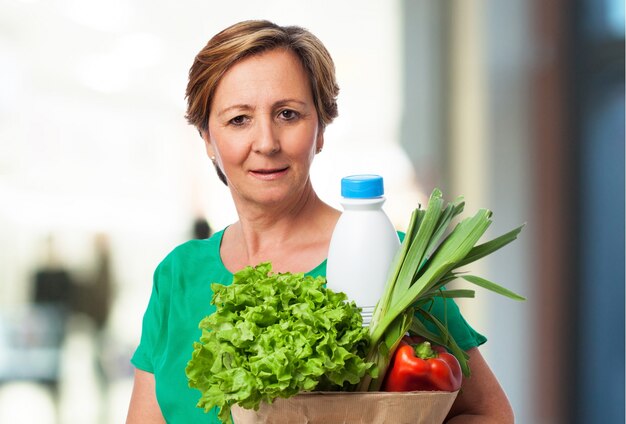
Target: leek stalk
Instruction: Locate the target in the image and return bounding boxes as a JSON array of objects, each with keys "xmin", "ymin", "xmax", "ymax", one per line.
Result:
[{"xmin": 357, "ymin": 188, "xmax": 525, "ymax": 391}]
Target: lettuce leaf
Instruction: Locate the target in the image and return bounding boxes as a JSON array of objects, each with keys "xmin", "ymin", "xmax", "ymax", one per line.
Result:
[{"xmin": 185, "ymin": 262, "xmax": 375, "ymax": 423}]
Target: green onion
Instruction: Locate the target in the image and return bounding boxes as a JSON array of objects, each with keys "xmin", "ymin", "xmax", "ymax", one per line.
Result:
[{"xmin": 357, "ymin": 188, "xmax": 525, "ymax": 391}]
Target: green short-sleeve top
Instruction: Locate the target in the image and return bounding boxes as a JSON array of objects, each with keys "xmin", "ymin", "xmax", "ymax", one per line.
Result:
[{"xmin": 131, "ymin": 229, "xmax": 486, "ymax": 423}]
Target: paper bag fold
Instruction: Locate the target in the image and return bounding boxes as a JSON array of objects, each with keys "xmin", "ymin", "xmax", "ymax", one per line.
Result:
[{"xmin": 231, "ymin": 390, "xmax": 458, "ymax": 424}]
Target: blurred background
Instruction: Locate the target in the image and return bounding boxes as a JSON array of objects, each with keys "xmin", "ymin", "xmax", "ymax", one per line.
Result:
[{"xmin": 0, "ymin": 0, "xmax": 623, "ymax": 423}]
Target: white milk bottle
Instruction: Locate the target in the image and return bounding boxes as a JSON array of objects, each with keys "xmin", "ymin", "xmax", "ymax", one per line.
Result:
[{"xmin": 326, "ymin": 175, "xmax": 401, "ymax": 326}]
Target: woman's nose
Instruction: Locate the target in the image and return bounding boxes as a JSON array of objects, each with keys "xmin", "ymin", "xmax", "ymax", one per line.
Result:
[{"xmin": 251, "ymin": 116, "xmax": 280, "ymax": 155}]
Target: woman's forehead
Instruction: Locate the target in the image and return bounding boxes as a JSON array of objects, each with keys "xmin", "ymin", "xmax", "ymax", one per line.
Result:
[{"xmin": 212, "ymin": 49, "xmax": 313, "ymax": 109}]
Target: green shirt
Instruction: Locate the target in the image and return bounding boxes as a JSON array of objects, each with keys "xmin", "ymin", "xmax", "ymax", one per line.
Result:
[{"xmin": 131, "ymin": 229, "xmax": 486, "ymax": 423}]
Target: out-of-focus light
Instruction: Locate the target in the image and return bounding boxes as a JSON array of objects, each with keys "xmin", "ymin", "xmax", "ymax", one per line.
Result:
[
  {"xmin": 58, "ymin": 0, "xmax": 134, "ymax": 32},
  {"xmin": 114, "ymin": 32, "xmax": 163, "ymax": 69},
  {"xmin": 75, "ymin": 32, "xmax": 163, "ymax": 93},
  {"xmin": 75, "ymin": 53, "xmax": 130, "ymax": 93},
  {"xmin": 608, "ymin": 0, "xmax": 625, "ymax": 36},
  {"xmin": 0, "ymin": 48, "xmax": 23, "ymax": 115},
  {"xmin": 0, "ymin": 382, "xmax": 56, "ymax": 424},
  {"xmin": 58, "ymin": 319, "xmax": 102, "ymax": 423}
]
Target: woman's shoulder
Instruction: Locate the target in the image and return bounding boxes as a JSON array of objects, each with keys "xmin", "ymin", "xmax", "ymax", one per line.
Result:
[
  {"xmin": 152, "ymin": 229, "xmax": 231, "ymax": 292},
  {"xmin": 159, "ymin": 229, "xmax": 225, "ymax": 267}
]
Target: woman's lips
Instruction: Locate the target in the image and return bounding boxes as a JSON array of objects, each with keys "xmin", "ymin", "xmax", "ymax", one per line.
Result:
[{"xmin": 249, "ymin": 167, "xmax": 289, "ymax": 180}]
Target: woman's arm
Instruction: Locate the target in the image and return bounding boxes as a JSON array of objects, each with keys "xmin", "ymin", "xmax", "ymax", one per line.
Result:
[
  {"xmin": 445, "ymin": 347, "xmax": 514, "ymax": 423},
  {"xmin": 126, "ymin": 368, "xmax": 166, "ymax": 424}
]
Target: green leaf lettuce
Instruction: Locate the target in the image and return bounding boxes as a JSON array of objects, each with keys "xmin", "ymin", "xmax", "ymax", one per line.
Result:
[{"xmin": 185, "ymin": 262, "xmax": 375, "ymax": 423}]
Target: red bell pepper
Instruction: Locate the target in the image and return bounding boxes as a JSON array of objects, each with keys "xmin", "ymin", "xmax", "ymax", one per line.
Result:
[{"xmin": 382, "ymin": 337, "xmax": 462, "ymax": 392}]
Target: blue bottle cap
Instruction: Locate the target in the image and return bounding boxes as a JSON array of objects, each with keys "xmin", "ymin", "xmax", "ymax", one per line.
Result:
[{"xmin": 341, "ymin": 174, "xmax": 384, "ymax": 198}]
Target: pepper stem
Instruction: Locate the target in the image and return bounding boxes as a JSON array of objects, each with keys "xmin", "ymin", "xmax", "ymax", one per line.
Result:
[{"xmin": 414, "ymin": 341, "xmax": 438, "ymax": 359}]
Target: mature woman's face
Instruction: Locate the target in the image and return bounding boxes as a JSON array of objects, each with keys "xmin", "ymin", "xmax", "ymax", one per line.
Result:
[{"xmin": 204, "ymin": 48, "xmax": 323, "ymax": 208}]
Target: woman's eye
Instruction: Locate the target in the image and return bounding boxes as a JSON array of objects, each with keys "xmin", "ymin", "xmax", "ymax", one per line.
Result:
[
  {"xmin": 279, "ymin": 110, "xmax": 299, "ymax": 121},
  {"xmin": 229, "ymin": 115, "xmax": 248, "ymax": 126}
]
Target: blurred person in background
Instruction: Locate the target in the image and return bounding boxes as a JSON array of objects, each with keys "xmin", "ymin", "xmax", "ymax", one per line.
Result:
[
  {"xmin": 33, "ymin": 235, "xmax": 74, "ymax": 310},
  {"xmin": 70, "ymin": 233, "xmax": 115, "ymax": 394},
  {"xmin": 126, "ymin": 20, "xmax": 514, "ymax": 423},
  {"xmin": 27, "ymin": 235, "xmax": 74, "ymax": 393},
  {"xmin": 71, "ymin": 233, "xmax": 114, "ymax": 332},
  {"xmin": 192, "ymin": 216, "xmax": 213, "ymax": 239}
]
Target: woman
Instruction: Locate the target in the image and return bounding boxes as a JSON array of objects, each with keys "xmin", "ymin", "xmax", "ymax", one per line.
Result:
[{"xmin": 126, "ymin": 20, "xmax": 514, "ymax": 423}]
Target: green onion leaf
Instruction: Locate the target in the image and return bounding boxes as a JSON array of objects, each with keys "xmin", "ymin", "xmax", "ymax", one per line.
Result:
[
  {"xmin": 461, "ymin": 275, "xmax": 526, "ymax": 301},
  {"xmin": 362, "ymin": 188, "xmax": 525, "ymax": 390}
]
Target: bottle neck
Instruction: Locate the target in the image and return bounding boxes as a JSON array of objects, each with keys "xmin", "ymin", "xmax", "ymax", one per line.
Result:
[{"xmin": 340, "ymin": 196, "xmax": 386, "ymax": 210}]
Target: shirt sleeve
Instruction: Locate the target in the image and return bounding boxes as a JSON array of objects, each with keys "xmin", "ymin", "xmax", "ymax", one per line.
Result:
[
  {"xmin": 130, "ymin": 262, "xmax": 166, "ymax": 373},
  {"xmin": 419, "ymin": 296, "xmax": 487, "ymax": 351}
]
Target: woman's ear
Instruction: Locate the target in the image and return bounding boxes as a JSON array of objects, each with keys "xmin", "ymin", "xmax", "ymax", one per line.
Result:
[
  {"xmin": 315, "ymin": 131, "xmax": 325, "ymax": 154},
  {"xmin": 200, "ymin": 130, "xmax": 215, "ymax": 159}
]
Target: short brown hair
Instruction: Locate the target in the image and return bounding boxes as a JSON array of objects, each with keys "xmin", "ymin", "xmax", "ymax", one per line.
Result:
[{"xmin": 185, "ymin": 20, "xmax": 339, "ymax": 133}]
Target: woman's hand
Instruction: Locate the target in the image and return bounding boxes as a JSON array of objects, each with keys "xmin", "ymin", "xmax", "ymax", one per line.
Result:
[
  {"xmin": 126, "ymin": 368, "xmax": 166, "ymax": 424},
  {"xmin": 445, "ymin": 348, "xmax": 515, "ymax": 423}
]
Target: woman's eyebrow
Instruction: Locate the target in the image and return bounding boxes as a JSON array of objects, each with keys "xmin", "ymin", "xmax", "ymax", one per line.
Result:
[
  {"xmin": 273, "ymin": 99, "xmax": 307, "ymax": 108},
  {"xmin": 216, "ymin": 104, "xmax": 254, "ymax": 117}
]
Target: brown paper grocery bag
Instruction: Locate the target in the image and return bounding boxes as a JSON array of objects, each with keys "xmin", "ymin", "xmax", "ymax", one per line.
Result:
[{"xmin": 231, "ymin": 390, "xmax": 458, "ymax": 424}]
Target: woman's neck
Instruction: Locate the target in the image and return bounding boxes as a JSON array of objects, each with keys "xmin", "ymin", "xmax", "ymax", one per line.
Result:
[{"xmin": 221, "ymin": 189, "xmax": 340, "ymax": 273}]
